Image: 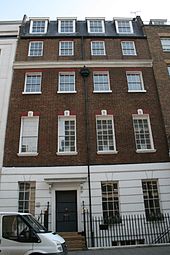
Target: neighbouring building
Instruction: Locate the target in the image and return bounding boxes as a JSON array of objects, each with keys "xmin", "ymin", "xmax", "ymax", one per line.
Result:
[
  {"xmin": 1, "ymin": 16, "xmax": 170, "ymax": 247},
  {"xmin": 144, "ymin": 19, "xmax": 170, "ymax": 154},
  {"xmin": 0, "ymin": 20, "xmax": 21, "ymax": 181}
]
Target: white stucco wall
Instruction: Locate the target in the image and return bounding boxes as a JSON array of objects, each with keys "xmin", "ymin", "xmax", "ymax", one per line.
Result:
[
  {"xmin": 0, "ymin": 21, "xmax": 20, "ymax": 168},
  {"xmin": 1, "ymin": 162, "xmax": 170, "ymax": 232}
]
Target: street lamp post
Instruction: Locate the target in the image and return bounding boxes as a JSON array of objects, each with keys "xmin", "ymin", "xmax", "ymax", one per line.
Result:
[{"xmin": 80, "ymin": 66, "xmax": 94, "ymax": 246}]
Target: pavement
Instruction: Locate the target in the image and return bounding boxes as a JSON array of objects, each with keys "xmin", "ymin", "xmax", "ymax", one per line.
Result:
[{"xmin": 68, "ymin": 244, "xmax": 170, "ymax": 255}]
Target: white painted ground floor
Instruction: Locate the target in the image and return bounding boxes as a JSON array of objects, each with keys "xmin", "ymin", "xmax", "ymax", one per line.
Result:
[{"xmin": 0, "ymin": 162, "xmax": 170, "ymax": 233}]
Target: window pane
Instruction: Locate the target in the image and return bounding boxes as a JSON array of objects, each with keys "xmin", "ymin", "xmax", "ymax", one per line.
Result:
[
  {"xmin": 89, "ymin": 20, "xmax": 104, "ymax": 33},
  {"xmin": 142, "ymin": 180, "xmax": 161, "ymax": 220},
  {"xmin": 20, "ymin": 117, "xmax": 39, "ymax": 153},
  {"xmin": 29, "ymin": 42, "xmax": 43, "ymax": 56},
  {"xmin": 161, "ymin": 39, "xmax": 170, "ymax": 51},
  {"xmin": 18, "ymin": 182, "xmax": 36, "ymax": 215},
  {"xmin": 96, "ymin": 117, "xmax": 115, "ymax": 152},
  {"xmin": 93, "ymin": 73, "xmax": 110, "ymax": 91},
  {"xmin": 60, "ymin": 41, "xmax": 73, "ymax": 56},
  {"xmin": 101, "ymin": 182, "xmax": 120, "ymax": 221},
  {"xmin": 127, "ymin": 73, "xmax": 144, "ymax": 91},
  {"xmin": 25, "ymin": 74, "xmax": 41, "ymax": 93},
  {"xmin": 117, "ymin": 20, "xmax": 133, "ymax": 33},
  {"xmin": 58, "ymin": 118, "xmax": 76, "ymax": 153},
  {"xmin": 133, "ymin": 116, "xmax": 153, "ymax": 150},
  {"xmin": 60, "ymin": 20, "xmax": 74, "ymax": 33},
  {"xmin": 121, "ymin": 41, "xmax": 136, "ymax": 55},
  {"xmin": 59, "ymin": 73, "xmax": 75, "ymax": 92},
  {"xmin": 91, "ymin": 41, "xmax": 105, "ymax": 55},
  {"xmin": 32, "ymin": 21, "xmax": 46, "ymax": 33},
  {"xmin": 167, "ymin": 66, "xmax": 170, "ymax": 75}
]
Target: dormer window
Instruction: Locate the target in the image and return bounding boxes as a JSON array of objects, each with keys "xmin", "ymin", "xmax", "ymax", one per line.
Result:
[
  {"xmin": 58, "ymin": 18, "xmax": 76, "ymax": 33},
  {"xmin": 115, "ymin": 19, "xmax": 133, "ymax": 34},
  {"xmin": 87, "ymin": 18, "xmax": 105, "ymax": 33},
  {"xmin": 150, "ymin": 19, "xmax": 167, "ymax": 25},
  {"xmin": 29, "ymin": 19, "xmax": 48, "ymax": 34}
]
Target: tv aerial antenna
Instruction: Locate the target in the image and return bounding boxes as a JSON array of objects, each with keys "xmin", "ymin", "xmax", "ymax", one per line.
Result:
[{"xmin": 130, "ymin": 10, "xmax": 141, "ymax": 17}]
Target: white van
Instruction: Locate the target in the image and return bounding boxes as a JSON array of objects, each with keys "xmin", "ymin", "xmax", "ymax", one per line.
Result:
[{"xmin": 0, "ymin": 212, "xmax": 67, "ymax": 255}]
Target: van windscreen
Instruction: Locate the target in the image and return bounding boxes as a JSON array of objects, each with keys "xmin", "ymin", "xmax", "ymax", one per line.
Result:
[{"xmin": 22, "ymin": 214, "xmax": 48, "ymax": 233}]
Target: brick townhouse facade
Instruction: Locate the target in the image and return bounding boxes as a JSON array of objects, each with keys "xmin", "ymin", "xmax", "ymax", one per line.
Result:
[
  {"xmin": 1, "ymin": 16, "xmax": 170, "ymax": 247},
  {"xmin": 144, "ymin": 20, "xmax": 170, "ymax": 153}
]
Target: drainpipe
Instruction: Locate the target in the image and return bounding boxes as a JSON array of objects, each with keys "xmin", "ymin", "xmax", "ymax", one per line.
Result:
[{"xmin": 80, "ymin": 66, "xmax": 94, "ymax": 247}]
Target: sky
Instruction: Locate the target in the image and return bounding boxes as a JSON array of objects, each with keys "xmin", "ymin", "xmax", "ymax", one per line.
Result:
[{"xmin": 1, "ymin": 0, "xmax": 170, "ymax": 22}]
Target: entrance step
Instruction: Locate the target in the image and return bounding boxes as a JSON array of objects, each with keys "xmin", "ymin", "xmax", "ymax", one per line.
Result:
[{"xmin": 59, "ymin": 232, "xmax": 86, "ymax": 251}]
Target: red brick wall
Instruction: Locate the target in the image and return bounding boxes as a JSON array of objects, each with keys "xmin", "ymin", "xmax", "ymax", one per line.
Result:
[
  {"xmin": 3, "ymin": 65, "xmax": 169, "ymax": 167},
  {"xmin": 15, "ymin": 38, "xmax": 151, "ymax": 62}
]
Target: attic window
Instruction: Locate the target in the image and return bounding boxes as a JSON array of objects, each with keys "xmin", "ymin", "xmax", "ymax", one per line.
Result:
[
  {"xmin": 29, "ymin": 19, "xmax": 48, "ymax": 34},
  {"xmin": 87, "ymin": 18, "xmax": 105, "ymax": 33},
  {"xmin": 58, "ymin": 18, "xmax": 76, "ymax": 33},
  {"xmin": 115, "ymin": 19, "xmax": 133, "ymax": 34},
  {"xmin": 150, "ymin": 19, "xmax": 167, "ymax": 25}
]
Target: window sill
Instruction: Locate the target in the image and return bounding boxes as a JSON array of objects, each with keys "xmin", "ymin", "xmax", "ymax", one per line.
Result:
[
  {"xmin": 57, "ymin": 91, "xmax": 77, "ymax": 94},
  {"xmin": 17, "ymin": 152, "xmax": 39, "ymax": 157},
  {"xmin": 136, "ymin": 149, "xmax": 156, "ymax": 153},
  {"xmin": 117, "ymin": 31, "xmax": 134, "ymax": 34},
  {"xmin": 59, "ymin": 54, "xmax": 74, "ymax": 57},
  {"xmin": 22, "ymin": 92, "xmax": 42, "ymax": 95},
  {"xmin": 128, "ymin": 90, "xmax": 146, "ymax": 93},
  {"xmin": 58, "ymin": 32, "xmax": 76, "ymax": 34},
  {"xmin": 91, "ymin": 54, "xmax": 106, "ymax": 56},
  {"xmin": 93, "ymin": 90, "xmax": 112, "ymax": 93},
  {"xmin": 28, "ymin": 55, "xmax": 43, "ymax": 57},
  {"xmin": 30, "ymin": 31, "xmax": 47, "ymax": 34},
  {"xmin": 97, "ymin": 150, "xmax": 118, "ymax": 154},
  {"xmin": 56, "ymin": 152, "xmax": 78, "ymax": 156},
  {"xmin": 122, "ymin": 54, "xmax": 137, "ymax": 56},
  {"xmin": 88, "ymin": 31, "xmax": 105, "ymax": 34}
]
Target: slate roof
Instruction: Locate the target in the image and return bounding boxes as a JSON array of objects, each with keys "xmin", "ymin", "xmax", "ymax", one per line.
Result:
[{"xmin": 20, "ymin": 17, "xmax": 145, "ymax": 38}]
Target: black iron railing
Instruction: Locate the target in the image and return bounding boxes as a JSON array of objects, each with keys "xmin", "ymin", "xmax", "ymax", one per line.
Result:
[
  {"xmin": 37, "ymin": 202, "xmax": 49, "ymax": 230},
  {"xmin": 83, "ymin": 210, "xmax": 170, "ymax": 248}
]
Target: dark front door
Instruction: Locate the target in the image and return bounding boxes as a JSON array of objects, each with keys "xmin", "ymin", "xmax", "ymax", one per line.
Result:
[{"xmin": 56, "ymin": 190, "xmax": 77, "ymax": 232}]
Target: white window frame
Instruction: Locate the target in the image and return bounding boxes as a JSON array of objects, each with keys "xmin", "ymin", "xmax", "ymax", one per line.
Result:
[
  {"xmin": 87, "ymin": 19, "xmax": 105, "ymax": 33},
  {"xmin": 57, "ymin": 116, "xmax": 77, "ymax": 155},
  {"xmin": 168, "ymin": 66, "xmax": 170, "ymax": 76},
  {"xmin": 18, "ymin": 116, "xmax": 39, "ymax": 156},
  {"xmin": 96, "ymin": 115, "xmax": 117, "ymax": 154},
  {"xmin": 132, "ymin": 114, "xmax": 156, "ymax": 153},
  {"xmin": 29, "ymin": 19, "xmax": 48, "ymax": 34},
  {"xmin": 93, "ymin": 71, "xmax": 112, "ymax": 93},
  {"xmin": 23, "ymin": 72, "xmax": 42, "ymax": 94},
  {"xmin": 18, "ymin": 181, "xmax": 36, "ymax": 215},
  {"xmin": 59, "ymin": 41, "xmax": 74, "ymax": 56},
  {"xmin": 58, "ymin": 18, "xmax": 76, "ymax": 33},
  {"xmin": 160, "ymin": 38, "xmax": 170, "ymax": 52},
  {"xmin": 126, "ymin": 71, "xmax": 146, "ymax": 92},
  {"xmin": 142, "ymin": 179, "xmax": 162, "ymax": 220},
  {"xmin": 150, "ymin": 19, "xmax": 167, "ymax": 25},
  {"xmin": 101, "ymin": 181, "xmax": 120, "ymax": 222},
  {"xmin": 28, "ymin": 41, "xmax": 43, "ymax": 56},
  {"xmin": 58, "ymin": 72, "xmax": 76, "ymax": 93},
  {"xmin": 91, "ymin": 41, "xmax": 106, "ymax": 55},
  {"xmin": 115, "ymin": 19, "xmax": 133, "ymax": 34},
  {"xmin": 121, "ymin": 41, "xmax": 137, "ymax": 56}
]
